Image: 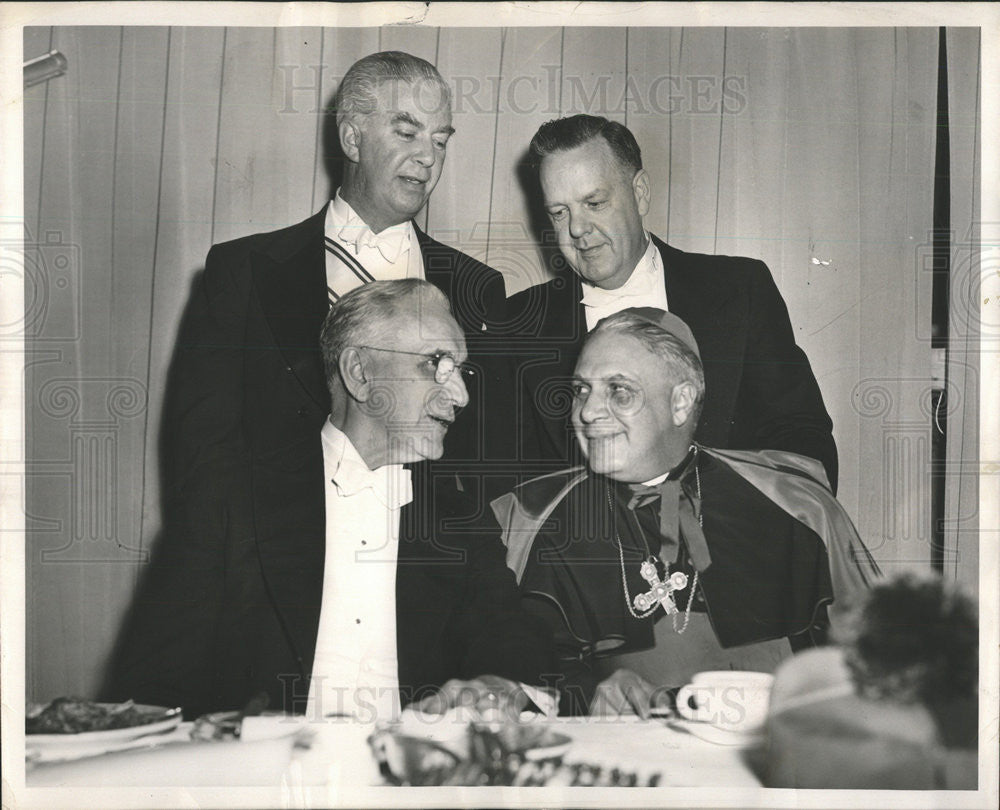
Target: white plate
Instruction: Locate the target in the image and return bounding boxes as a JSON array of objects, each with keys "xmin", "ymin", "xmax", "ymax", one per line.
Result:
[{"xmin": 27, "ymin": 704, "xmax": 183, "ymax": 752}]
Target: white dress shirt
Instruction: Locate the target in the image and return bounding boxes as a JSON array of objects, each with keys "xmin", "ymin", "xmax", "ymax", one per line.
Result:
[
  {"xmin": 581, "ymin": 234, "xmax": 669, "ymax": 331},
  {"xmin": 324, "ymin": 190, "xmax": 424, "ymax": 297},
  {"xmin": 308, "ymin": 421, "xmax": 559, "ymax": 722},
  {"xmin": 307, "ymin": 420, "xmax": 412, "ymax": 722}
]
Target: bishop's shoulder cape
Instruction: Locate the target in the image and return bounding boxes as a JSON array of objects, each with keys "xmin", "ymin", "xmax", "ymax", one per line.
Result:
[{"xmin": 491, "ymin": 448, "xmax": 880, "ymax": 658}]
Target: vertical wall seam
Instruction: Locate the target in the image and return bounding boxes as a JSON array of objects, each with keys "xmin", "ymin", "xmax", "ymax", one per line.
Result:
[
  {"xmin": 269, "ymin": 29, "xmax": 278, "ymax": 226},
  {"xmin": 955, "ymin": 29, "xmax": 981, "ymax": 577},
  {"xmin": 668, "ymin": 28, "xmax": 684, "ymax": 241},
  {"xmin": 311, "ymin": 28, "xmax": 327, "ymax": 210},
  {"xmin": 781, "ymin": 31, "xmax": 792, "ymax": 292},
  {"xmin": 484, "ymin": 27, "xmax": 506, "ymax": 267},
  {"xmin": 856, "ymin": 32, "xmax": 867, "ymax": 278},
  {"xmin": 136, "ymin": 28, "xmax": 172, "ymax": 575},
  {"xmin": 26, "ymin": 25, "xmax": 57, "ymax": 700},
  {"xmin": 425, "ymin": 26, "xmax": 443, "ymax": 233},
  {"xmin": 110, "ymin": 27, "xmax": 125, "ymax": 314},
  {"xmin": 34, "ymin": 27, "xmax": 56, "ymax": 239},
  {"xmin": 712, "ymin": 28, "xmax": 728, "ymax": 255},
  {"xmin": 209, "ymin": 28, "xmax": 228, "ymax": 246},
  {"xmin": 623, "ymin": 28, "xmax": 630, "ymax": 129},
  {"xmin": 856, "ymin": 31, "xmax": 873, "ymax": 501},
  {"xmin": 890, "ymin": 30, "xmax": 897, "ymax": 187},
  {"xmin": 929, "ymin": 27, "xmax": 953, "ymax": 574},
  {"xmin": 557, "ymin": 28, "xmax": 565, "ymax": 115}
]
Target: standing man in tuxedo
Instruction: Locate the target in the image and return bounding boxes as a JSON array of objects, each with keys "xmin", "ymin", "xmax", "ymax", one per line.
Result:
[
  {"xmin": 104, "ymin": 52, "xmax": 512, "ymax": 716},
  {"xmin": 506, "ymin": 114, "xmax": 838, "ymax": 491},
  {"xmin": 161, "ymin": 50, "xmax": 504, "ymax": 528}
]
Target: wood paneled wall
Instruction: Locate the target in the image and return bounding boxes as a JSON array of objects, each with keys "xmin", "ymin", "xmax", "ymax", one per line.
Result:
[{"xmin": 22, "ymin": 26, "xmax": 980, "ymax": 701}]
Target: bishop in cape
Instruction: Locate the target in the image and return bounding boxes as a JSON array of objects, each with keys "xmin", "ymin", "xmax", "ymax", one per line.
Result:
[{"xmin": 490, "ymin": 308, "xmax": 881, "ymax": 715}]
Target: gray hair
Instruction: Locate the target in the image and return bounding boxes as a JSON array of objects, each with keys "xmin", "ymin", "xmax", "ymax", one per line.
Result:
[
  {"xmin": 591, "ymin": 309, "xmax": 706, "ymax": 425},
  {"xmin": 334, "ymin": 51, "xmax": 451, "ymax": 128},
  {"xmin": 320, "ymin": 279, "xmax": 450, "ymax": 390}
]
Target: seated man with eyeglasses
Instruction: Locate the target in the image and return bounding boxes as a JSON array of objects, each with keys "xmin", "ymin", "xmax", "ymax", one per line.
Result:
[{"xmin": 109, "ymin": 279, "xmax": 556, "ymax": 721}]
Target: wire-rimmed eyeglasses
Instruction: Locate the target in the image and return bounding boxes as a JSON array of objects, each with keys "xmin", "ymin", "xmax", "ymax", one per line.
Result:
[{"xmin": 357, "ymin": 346, "xmax": 475, "ymax": 385}]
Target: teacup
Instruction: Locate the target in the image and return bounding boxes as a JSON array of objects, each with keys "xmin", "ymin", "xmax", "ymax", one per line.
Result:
[{"xmin": 675, "ymin": 671, "xmax": 775, "ymax": 734}]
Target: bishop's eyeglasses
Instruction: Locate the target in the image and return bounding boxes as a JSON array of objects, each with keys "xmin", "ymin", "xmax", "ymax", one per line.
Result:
[{"xmin": 357, "ymin": 346, "xmax": 475, "ymax": 385}]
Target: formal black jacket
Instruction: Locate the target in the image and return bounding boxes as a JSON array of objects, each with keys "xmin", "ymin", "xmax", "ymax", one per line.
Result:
[
  {"xmin": 501, "ymin": 235, "xmax": 839, "ymax": 491},
  {"xmin": 105, "ymin": 208, "xmax": 552, "ymax": 718}
]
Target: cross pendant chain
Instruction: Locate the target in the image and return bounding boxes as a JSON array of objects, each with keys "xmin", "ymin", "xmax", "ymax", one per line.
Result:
[{"xmin": 633, "ymin": 558, "xmax": 689, "ymax": 614}]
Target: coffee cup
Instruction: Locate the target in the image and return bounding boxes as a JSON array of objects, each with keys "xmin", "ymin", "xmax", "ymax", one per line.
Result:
[{"xmin": 675, "ymin": 671, "xmax": 774, "ymax": 734}]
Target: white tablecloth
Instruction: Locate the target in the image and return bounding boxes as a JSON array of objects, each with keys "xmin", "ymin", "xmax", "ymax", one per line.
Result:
[
  {"xmin": 541, "ymin": 716, "xmax": 761, "ymax": 786},
  {"xmin": 26, "ymin": 714, "xmax": 762, "ymax": 795}
]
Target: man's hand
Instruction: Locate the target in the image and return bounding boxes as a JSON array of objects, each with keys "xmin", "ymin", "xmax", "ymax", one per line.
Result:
[
  {"xmin": 416, "ymin": 675, "xmax": 528, "ymax": 722},
  {"xmin": 590, "ymin": 669, "xmax": 671, "ymax": 719}
]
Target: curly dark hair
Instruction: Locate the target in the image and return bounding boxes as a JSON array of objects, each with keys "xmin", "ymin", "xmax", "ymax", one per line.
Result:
[{"xmin": 839, "ymin": 571, "xmax": 978, "ymax": 706}]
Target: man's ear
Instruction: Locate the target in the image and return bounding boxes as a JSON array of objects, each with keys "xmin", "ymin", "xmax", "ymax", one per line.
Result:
[
  {"xmin": 632, "ymin": 168, "xmax": 651, "ymax": 218},
  {"xmin": 339, "ymin": 119, "xmax": 362, "ymax": 164},
  {"xmin": 671, "ymin": 381, "xmax": 698, "ymax": 427},
  {"xmin": 338, "ymin": 347, "xmax": 370, "ymax": 402}
]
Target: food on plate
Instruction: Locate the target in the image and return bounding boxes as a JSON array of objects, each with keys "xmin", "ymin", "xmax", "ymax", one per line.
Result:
[
  {"xmin": 25, "ymin": 698, "xmax": 172, "ymax": 734},
  {"xmin": 189, "ymin": 692, "xmax": 273, "ymax": 741},
  {"xmin": 190, "ymin": 710, "xmax": 243, "ymax": 741}
]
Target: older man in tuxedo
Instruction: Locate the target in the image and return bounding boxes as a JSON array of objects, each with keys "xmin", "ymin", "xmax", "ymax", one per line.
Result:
[
  {"xmin": 161, "ymin": 51, "xmax": 503, "ymax": 495},
  {"xmin": 103, "ymin": 51, "xmax": 520, "ymax": 717},
  {"xmin": 109, "ymin": 280, "xmax": 554, "ymax": 719},
  {"xmin": 505, "ymin": 114, "xmax": 838, "ymax": 491}
]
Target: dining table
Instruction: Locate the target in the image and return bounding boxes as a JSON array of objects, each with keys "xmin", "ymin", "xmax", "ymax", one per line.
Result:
[{"xmin": 20, "ymin": 710, "xmax": 770, "ymax": 808}]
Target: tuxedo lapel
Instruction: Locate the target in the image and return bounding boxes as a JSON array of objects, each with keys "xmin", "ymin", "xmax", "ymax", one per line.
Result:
[
  {"xmin": 395, "ymin": 509, "xmax": 436, "ymax": 700},
  {"xmin": 251, "ymin": 207, "xmax": 331, "ymax": 411},
  {"xmin": 394, "ymin": 465, "xmax": 464, "ymax": 699},
  {"xmin": 653, "ymin": 234, "xmax": 748, "ymax": 447},
  {"xmin": 413, "ymin": 223, "xmax": 481, "ymax": 334},
  {"xmin": 413, "ymin": 223, "xmax": 453, "ymax": 297},
  {"xmin": 655, "ymin": 235, "xmax": 744, "ymax": 337}
]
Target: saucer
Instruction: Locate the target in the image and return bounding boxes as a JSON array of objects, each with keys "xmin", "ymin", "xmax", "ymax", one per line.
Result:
[{"xmin": 667, "ymin": 717, "xmax": 764, "ymax": 747}]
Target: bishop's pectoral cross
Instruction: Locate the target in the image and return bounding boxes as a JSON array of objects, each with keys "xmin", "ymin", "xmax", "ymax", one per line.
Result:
[{"xmin": 633, "ymin": 560, "xmax": 689, "ymax": 614}]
